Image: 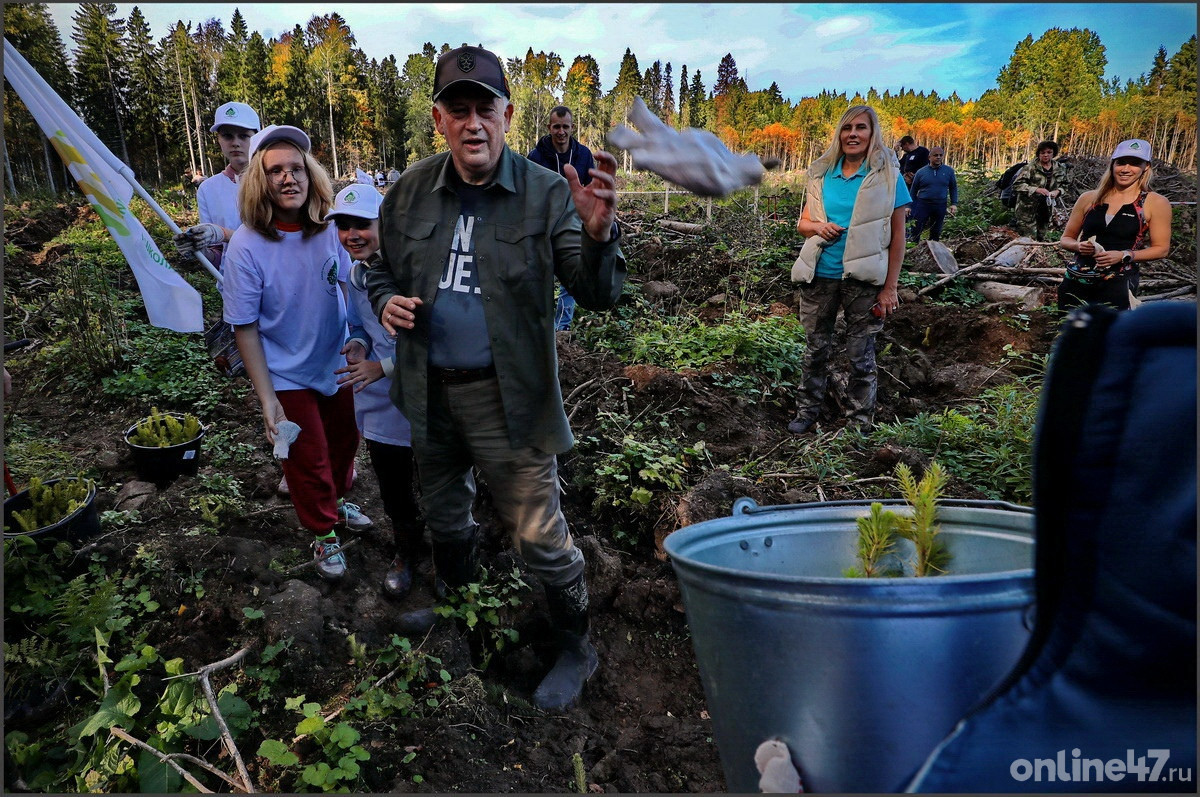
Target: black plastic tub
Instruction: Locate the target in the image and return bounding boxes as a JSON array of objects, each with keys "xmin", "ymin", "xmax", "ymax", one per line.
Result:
[
  {"xmin": 3, "ymin": 477, "xmax": 100, "ymax": 541},
  {"xmin": 124, "ymin": 413, "xmax": 206, "ymax": 486}
]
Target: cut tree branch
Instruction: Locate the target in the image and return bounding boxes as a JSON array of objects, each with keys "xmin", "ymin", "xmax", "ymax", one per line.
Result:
[{"xmin": 108, "ymin": 727, "xmax": 213, "ymax": 793}]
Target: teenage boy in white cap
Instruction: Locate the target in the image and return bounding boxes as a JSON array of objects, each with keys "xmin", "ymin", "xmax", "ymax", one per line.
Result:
[
  {"xmin": 327, "ymin": 185, "xmax": 428, "ymax": 599},
  {"xmin": 175, "ymin": 101, "xmax": 261, "ymax": 266}
]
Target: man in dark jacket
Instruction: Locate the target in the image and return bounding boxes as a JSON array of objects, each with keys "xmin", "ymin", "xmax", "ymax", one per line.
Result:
[
  {"xmin": 898, "ymin": 135, "xmax": 929, "ymax": 186},
  {"xmin": 527, "ymin": 106, "xmax": 597, "ymax": 330}
]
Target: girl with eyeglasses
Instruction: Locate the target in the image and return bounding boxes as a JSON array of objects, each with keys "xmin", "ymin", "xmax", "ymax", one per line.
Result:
[
  {"xmin": 327, "ymin": 185, "xmax": 428, "ymax": 601},
  {"xmin": 1058, "ymin": 139, "xmax": 1172, "ymax": 311},
  {"xmin": 222, "ymin": 125, "xmax": 363, "ymax": 580}
]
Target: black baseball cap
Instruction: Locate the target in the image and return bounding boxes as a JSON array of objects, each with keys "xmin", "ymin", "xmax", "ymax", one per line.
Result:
[{"xmin": 432, "ymin": 45, "xmax": 510, "ymax": 102}]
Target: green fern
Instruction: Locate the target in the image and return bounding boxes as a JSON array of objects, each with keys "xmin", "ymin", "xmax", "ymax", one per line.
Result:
[{"xmin": 4, "ymin": 636, "xmax": 62, "ymax": 695}]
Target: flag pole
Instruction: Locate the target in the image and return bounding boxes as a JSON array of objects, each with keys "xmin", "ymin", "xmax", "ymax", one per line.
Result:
[{"xmin": 113, "ymin": 165, "xmax": 222, "ymax": 285}]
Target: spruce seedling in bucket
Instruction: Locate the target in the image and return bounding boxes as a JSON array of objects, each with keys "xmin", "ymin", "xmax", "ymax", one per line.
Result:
[
  {"xmin": 5, "ymin": 476, "xmax": 94, "ymax": 533},
  {"xmin": 848, "ymin": 461, "xmax": 952, "ymax": 578},
  {"xmin": 894, "ymin": 461, "xmax": 951, "ymax": 576},
  {"xmin": 127, "ymin": 407, "xmax": 202, "ymax": 447}
]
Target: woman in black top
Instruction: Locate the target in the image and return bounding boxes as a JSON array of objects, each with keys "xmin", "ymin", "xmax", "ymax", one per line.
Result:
[{"xmin": 1058, "ymin": 139, "xmax": 1171, "ymax": 310}]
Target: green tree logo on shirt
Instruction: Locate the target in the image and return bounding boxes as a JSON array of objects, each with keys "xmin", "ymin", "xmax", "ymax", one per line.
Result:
[{"xmin": 325, "ymin": 257, "xmax": 338, "ymax": 285}]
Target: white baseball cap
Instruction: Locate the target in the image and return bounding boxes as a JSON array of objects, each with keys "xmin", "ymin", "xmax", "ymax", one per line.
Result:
[
  {"xmin": 325, "ymin": 185, "xmax": 384, "ymax": 220},
  {"xmin": 210, "ymin": 101, "xmax": 261, "ymax": 132},
  {"xmin": 248, "ymin": 124, "xmax": 311, "ymax": 160},
  {"xmin": 1111, "ymin": 139, "xmax": 1152, "ymax": 162}
]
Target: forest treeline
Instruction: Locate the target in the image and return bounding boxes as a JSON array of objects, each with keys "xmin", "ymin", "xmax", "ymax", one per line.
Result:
[{"xmin": 4, "ymin": 3, "xmax": 1196, "ymax": 194}]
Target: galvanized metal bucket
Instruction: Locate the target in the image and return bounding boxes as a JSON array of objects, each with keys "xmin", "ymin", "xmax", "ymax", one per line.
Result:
[{"xmin": 664, "ymin": 498, "xmax": 1035, "ymax": 793}]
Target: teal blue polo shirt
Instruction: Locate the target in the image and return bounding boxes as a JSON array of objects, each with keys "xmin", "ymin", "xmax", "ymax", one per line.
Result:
[{"xmin": 815, "ymin": 158, "xmax": 911, "ymax": 279}]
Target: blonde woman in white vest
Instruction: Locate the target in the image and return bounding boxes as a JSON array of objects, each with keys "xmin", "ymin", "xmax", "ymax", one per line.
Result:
[{"xmin": 788, "ymin": 105, "xmax": 911, "ymax": 436}]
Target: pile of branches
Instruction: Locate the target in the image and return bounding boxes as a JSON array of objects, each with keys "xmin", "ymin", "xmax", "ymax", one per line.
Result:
[{"xmin": 1059, "ymin": 155, "xmax": 1197, "ymax": 203}]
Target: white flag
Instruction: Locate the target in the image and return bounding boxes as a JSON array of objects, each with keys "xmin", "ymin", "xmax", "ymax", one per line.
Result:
[
  {"xmin": 356, "ymin": 168, "xmax": 374, "ymax": 185},
  {"xmin": 4, "ymin": 38, "xmax": 204, "ymax": 333}
]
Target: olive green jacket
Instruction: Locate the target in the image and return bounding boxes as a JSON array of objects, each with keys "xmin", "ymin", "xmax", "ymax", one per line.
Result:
[{"xmin": 367, "ymin": 146, "xmax": 626, "ymax": 454}]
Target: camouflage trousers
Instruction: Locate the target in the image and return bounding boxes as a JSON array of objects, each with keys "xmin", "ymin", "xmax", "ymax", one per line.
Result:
[
  {"xmin": 794, "ymin": 277, "xmax": 885, "ymax": 426},
  {"xmin": 1012, "ymin": 197, "xmax": 1053, "ymax": 241}
]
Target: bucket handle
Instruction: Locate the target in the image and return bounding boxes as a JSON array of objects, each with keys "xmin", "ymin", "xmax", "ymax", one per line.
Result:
[{"xmin": 731, "ymin": 496, "xmax": 1032, "ymax": 516}]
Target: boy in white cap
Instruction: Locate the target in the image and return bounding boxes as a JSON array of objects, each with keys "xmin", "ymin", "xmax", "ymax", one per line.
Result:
[
  {"xmin": 327, "ymin": 185, "xmax": 428, "ymax": 599},
  {"xmin": 175, "ymin": 101, "xmax": 260, "ymax": 267}
]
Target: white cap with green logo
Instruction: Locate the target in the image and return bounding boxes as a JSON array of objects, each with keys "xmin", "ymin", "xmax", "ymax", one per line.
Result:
[
  {"xmin": 325, "ymin": 185, "xmax": 384, "ymax": 220},
  {"xmin": 210, "ymin": 102, "xmax": 261, "ymax": 132}
]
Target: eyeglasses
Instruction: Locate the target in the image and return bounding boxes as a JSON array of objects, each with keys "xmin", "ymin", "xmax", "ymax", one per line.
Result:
[
  {"xmin": 266, "ymin": 167, "xmax": 307, "ymax": 184},
  {"xmin": 333, "ymin": 217, "xmax": 374, "ymax": 231}
]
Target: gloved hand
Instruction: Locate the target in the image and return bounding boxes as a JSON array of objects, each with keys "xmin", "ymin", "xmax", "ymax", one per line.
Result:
[
  {"xmin": 173, "ymin": 223, "xmax": 225, "ymax": 257},
  {"xmin": 607, "ymin": 96, "xmax": 766, "ymax": 197},
  {"xmin": 273, "ymin": 420, "xmax": 301, "ymax": 460}
]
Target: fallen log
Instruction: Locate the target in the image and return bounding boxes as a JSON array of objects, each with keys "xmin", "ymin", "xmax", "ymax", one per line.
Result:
[
  {"xmin": 656, "ymin": 219, "xmax": 705, "ymax": 235},
  {"xmin": 1141, "ymin": 285, "xmax": 1197, "ymax": 302},
  {"xmin": 972, "ymin": 281, "xmax": 1045, "ymax": 309},
  {"xmin": 916, "ymin": 238, "xmax": 1029, "ymax": 295}
]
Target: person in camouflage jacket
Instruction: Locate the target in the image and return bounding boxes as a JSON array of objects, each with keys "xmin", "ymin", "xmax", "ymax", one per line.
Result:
[{"xmin": 1011, "ymin": 140, "xmax": 1069, "ymax": 240}]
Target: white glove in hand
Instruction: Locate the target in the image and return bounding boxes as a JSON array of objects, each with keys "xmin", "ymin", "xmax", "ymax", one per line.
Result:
[
  {"xmin": 174, "ymin": 223, "xmax": 224, "ymax": 257},
  {"xmin": 755, "ymin": 740, "xmax": 803, "ymax": 793},
  {"xmin": 607, "ymin": 96, "xmax": 766, "ymax": 197},
  {"xmin": 273, "ymin": 420, "xmax": 301, "ymax": 460}
]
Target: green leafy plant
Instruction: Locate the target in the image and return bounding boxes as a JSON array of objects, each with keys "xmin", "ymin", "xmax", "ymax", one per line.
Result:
[
  {"xmin": 434, "ymin": 566, "xmax": 530, "ymax": 669},
  {"xmin": 5, "ymin": 475, "xmax": 94, "ymax": 533},
  {"xmin": 127, "ymin": 407, "xmax": 202, "ymax": 447},
  {"xmin": 874, "ymin": 378, "xmax": 1040, "ymax": 504},
  {"xmin": 257, "ymin": 699, "xmax": 371, "ymax": 792}
]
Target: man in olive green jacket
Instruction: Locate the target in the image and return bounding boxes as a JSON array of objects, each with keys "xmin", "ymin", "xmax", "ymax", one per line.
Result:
[{"xmin": 366, "ymin": 45, "xmax": 625, "ymax": 711}]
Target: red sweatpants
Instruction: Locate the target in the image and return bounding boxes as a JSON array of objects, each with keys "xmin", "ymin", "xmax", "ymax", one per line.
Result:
[{"xmin": 276, "ymin": 387, "xmax": 359, "ymax": 534}]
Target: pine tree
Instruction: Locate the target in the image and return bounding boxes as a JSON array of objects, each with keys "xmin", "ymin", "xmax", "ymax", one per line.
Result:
[
  {"xmin": 4, "ymin": 3, "xmax": 73, "ymax": 192},
  {"xmin": 401, "ymin": 46, "xmax": 436, "ymax": 164},
  {"xmin": 677, "ymin": 64, "xmax": 689, "ymax": 129},
  {"xmin": 124, "ymin": 6, "xmax": 170, "ymax": 183},
  {"xmin": 689, "ymin": 69, "xmax": 706, "ymax": 129},
  {"xmin": 71, "ymin": 2, "xmax": 131, "ymax": 164},
  {"xmin": 714, "ymin": 53, "xmax": 739, "ymax": 96},
  {"xmin": 662, "ymin": 62, "xmax": 675, "ymax": 127},
  {"xmin": 215, "ymin": 8, "xmax": 249, "ymax": 101},
  {"xmin": 242, "ymin": 32, "xmax": 271, "ymax": 121}
]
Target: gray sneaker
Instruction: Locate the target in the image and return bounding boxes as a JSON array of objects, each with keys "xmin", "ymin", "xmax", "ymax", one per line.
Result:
[
  {"xmin": 337, "ymin": 500, "xmax": 373, "ymax": 531},
  {"xmin": 312, "ymin": 536, "xmax": 347, "ymax": 580}
]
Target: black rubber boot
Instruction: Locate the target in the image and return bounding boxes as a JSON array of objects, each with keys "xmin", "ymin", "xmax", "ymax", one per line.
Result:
[
  {"xmin": 532, "ymin": 574, "xmax": 599, "ymax": 711},
  {"xmin": 395, "ymin": 526, "xmax": 480, "ymax": 634}
]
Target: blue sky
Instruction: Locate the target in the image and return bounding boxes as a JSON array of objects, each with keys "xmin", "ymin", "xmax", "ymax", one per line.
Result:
[{"xmin": 46, "ymin": 3, "xmax": 1196, "ymax": 102}]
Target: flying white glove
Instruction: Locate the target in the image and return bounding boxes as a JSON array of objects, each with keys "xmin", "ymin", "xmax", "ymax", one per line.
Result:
[
  {"xmin": 607, "ymin": 96, "xmax": 767, "ymax": 197},
  {"xmin": 173, "ymin": 223, "xmax": 225, "ymax": 257}
]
